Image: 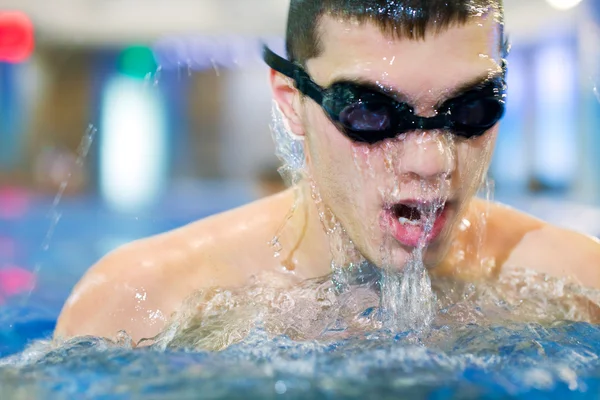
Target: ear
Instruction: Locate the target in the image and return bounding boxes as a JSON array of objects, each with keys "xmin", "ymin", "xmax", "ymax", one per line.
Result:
[{"xmin": 269, "ymin": 69, "xmax": 305, "ymax": 136}]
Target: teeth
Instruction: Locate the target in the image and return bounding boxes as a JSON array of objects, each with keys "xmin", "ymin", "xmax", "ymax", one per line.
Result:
[{"xmin": 398, "ymin": 217, "xmax": 421, "ymax": 226}]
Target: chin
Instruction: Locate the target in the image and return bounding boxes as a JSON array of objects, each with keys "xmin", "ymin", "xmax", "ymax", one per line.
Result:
[{"xmin": 367, "ymin": 233, "xmax": 451, "ymax": 271}]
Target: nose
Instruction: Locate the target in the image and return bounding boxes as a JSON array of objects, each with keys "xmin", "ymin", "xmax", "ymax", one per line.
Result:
[{"xmin": 399, "ymin": 131, "xmax": 455, "ymax": 180}]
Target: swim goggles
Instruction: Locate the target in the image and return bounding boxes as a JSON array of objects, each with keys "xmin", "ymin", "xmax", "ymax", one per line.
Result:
[{"xmin": 263, "ymin": 46, "xmax": 507, "ymax": 144}]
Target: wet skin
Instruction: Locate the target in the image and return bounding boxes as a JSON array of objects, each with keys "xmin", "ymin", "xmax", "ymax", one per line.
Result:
[{"xmin": 55, "ymin": 16, "xmax": 600, "ymax": 344}]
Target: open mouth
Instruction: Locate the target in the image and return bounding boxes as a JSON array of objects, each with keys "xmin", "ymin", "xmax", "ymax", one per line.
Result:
[
  {"xmin": 391, "ymin": 202, "xmax": 444, "ymax": 226},
  {"xmin": 383, "ymin": 201, "xmax": 450, "ymax": 247}
]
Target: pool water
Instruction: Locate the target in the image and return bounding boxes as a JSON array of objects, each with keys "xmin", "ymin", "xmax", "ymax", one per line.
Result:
[
  {"xmin": 0, "ymin": 189, "xmax": 599, "ymax": 399},
  {"xmin": 1, "ymin": 322, "xmax": 600, "ymax": 399}
]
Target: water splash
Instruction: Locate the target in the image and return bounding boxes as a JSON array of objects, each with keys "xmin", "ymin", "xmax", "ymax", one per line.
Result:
[
  {"xmin": 268, "ymin": 193, "xmax": 298, "ymax": 263},
  {"xmin": 2, "ymin": 320, "xmax": 600, "ymax": 399},
  {"xmin": 269, "ymin": 237, "xmax": 283, "ymax": 259},
  {"xmin": 63, "ymin": 267, "xmax": 596, "ymax": 355},
  {"xmin": 2, "ymin": 268, "xmax": 600, "ymax": 398},
  {"xmin": 210, "ymin": 58, "xmax": 221, "ymax": 77},
  {"xmin": 143, "ymin": 66, "xmax": 163, "ymax": 87},
  {"xmin": 40, "ymin": 212, "xmax": 61, "ymax": 252},
  {"xmin": 476, "ymin": 175, "xmax": 495, "ymax": 272},
  {"xmin": 270, "ymin": 102, "xmax": 306, "ymax": 186},
  {"xmin": 379, "ymin": 210, "xmax": 439, "ymax": 332},
  {"xmin": 153, "ymin": 65, "xmax": 163, "ymax": 86},
  {"xmin": 24, "ymin": 125, "xmax": 97, "ymax": 303}
]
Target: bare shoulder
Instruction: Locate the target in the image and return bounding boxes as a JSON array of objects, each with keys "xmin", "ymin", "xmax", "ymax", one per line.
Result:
[
  {"xmin": 480, "ymin": 199, "xmax": 600, "ymax": 288},
  {"xmin": 55, "ymin": 190, "xmax": 295, "ymax": 343},
  {"xmin": 54, "ymin": 234, "xmax": 195, "ymax": 344}
]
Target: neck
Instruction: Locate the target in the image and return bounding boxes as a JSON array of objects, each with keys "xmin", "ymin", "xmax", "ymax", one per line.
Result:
[{"xmin": 276, "ymin": 181, "xmax": 333, "ymax": 279}]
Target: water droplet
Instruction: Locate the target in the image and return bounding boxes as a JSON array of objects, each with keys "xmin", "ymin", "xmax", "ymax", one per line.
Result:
[
  {"xmin": 270, "ymin": 237, "xmax": 282, "ymax": 258},
  {"xmin": 211, "ymin": 58, "xmax": 220, "ymax": 76},
  {"xmin": 460, "ymin": 218, "xmax": 472, "ymax": 231},
  {"xmin": 153, "ymin": 65, "xmax": 163, "ymax": 86},
  {"xmin": 274, "ymin": 380, "xmax": 287, "ymax": 394},
  {"xmin": 351, "ymin": 146, "xmax": 363, "ymax": 172},
  {"xmin": 23, "ymin": 125, "xmax": 97, "ymax": 305},
  {"xmin": 41, "ymin": 211, "xmax": 62, "ymax": 251}
]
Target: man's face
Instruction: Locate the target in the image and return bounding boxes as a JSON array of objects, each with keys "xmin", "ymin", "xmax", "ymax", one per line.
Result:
[{"xmin": 297, "ymin": 14, "xmax": 503, "ymax": 269}]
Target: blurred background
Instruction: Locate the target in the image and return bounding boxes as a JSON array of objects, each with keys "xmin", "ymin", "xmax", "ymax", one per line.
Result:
[{"xmin": 0, "ymin": 0, "xmax": 600, "ymax": 346}]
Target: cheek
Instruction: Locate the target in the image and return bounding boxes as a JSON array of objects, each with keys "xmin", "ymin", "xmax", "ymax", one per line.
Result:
[
  {"xmin": 304, "ymin": 109, "xmax": 355, "ymax": 174},
  {"xmin": 456, "ymin": 128, "xmax": 498, "ymax": 180},
  {"xmin": 484, "ymin": 128, "xmax": 499, "ymax": 155},
  {"xmin": 472, "ymin": 127, "xmax": 498, "ymax": 164},
  {"xmin": 303, "ymin": 109, "xmax": 380, "ymax": 210}
]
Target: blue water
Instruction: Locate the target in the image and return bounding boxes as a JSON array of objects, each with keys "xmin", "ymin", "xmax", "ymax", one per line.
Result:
[
  {"xmin": 2, "ymin": 322, "xmax": 600, "ymax": 399},
  {"xmin": 1, "ymin": 189, "xmax": 599, "ymax": 399}
]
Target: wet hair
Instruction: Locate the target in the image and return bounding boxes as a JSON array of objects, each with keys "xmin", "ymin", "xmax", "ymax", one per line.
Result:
[{"xmin": 286, "ymin": 0, "xmax": 505, "ymax": 65}]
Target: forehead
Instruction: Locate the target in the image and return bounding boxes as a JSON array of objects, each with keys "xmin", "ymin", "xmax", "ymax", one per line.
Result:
[{"xmin": 306, "ymin": 15, "xmax": 502, "ymax": 102}]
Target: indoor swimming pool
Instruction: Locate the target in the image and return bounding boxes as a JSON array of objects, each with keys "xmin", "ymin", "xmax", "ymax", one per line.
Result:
[{"xmin": 0, "ymin": 185, "xmax": 599, "ymax": 399}]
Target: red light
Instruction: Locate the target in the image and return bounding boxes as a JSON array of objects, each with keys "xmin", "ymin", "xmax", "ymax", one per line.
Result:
[
  {"xmin": 0, "ymin": 186, "xmax": 30, "ymax": 219},
  {"xmin": 0, "ymin": 266, "xmax": 35, "ymax": 297},
  {"xmin": 0, "ymin": 11, "xmax": 35, "ymax": 63}
]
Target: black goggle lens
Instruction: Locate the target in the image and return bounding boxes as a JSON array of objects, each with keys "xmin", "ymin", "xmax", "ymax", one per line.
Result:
[
  {"xmin": 323, "ymin": 83, "xmax": 505, "ymax": 143},
  {"xmin": 451, "ymin": 97, "xmax": 505, "ymax": 138},
  {"xmin": 339, "ymin": 102, "xmax": 393, "ymax": 132}
]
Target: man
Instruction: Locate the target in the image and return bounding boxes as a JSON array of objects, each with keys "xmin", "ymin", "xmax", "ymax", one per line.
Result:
[{"xmin": 55, "ymin": 0, "xmax": 600, "ymax": 344}]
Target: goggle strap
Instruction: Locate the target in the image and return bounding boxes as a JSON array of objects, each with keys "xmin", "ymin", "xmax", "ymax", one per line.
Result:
[{"xmin": 262, "ymin": 45, "xmax": 323, "ymax": 104}]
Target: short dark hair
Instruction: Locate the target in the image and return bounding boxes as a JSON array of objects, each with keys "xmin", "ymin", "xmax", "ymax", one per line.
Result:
[{"xmin": 286, "ymin": 0, "xmax": 505, "ymax": 65}]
